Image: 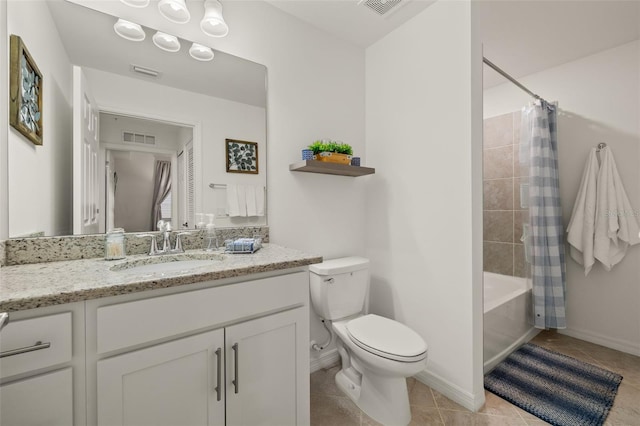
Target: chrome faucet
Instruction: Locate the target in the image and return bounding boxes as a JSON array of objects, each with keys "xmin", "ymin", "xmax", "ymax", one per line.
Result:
[{"xmin": 137, "ymin": 221, "xmax": 192, "ymax": 256}]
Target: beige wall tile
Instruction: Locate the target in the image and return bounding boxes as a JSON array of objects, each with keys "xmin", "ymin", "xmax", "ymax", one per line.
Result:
[
  {"xmin": 484, "ymin": 242, "xmax": 514, "ymax": 275},
  {"xmin": 513, "ymin": 210, "xmax": 528, "ymax": 243},
  {"xmin": 513, "ymin": 110, "xmax": 522, "ymax": 145},
  {"xmin": 484, "ymin": 179, "xmax": 514, "ymax": 210},
  {"xmin": 484, "ymin": 113, "xmax": 514, "ymax": 148},
  {"xmin": 514, "ymin": 244, "xmax": 527, "ymax": 277},
  {"xmin": 484, "ymin": 146, "xmax": 514, "ymax": 179},
  {"xmin": 484, "ymin": 211, "xmax": 514, "ymax": 243},
  {"xmin": 514, "ymin": 144, "xmax": 529, "ymax": 178}
]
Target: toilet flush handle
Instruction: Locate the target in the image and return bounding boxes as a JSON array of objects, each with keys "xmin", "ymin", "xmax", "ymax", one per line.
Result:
[{"xmin": 324, "ymin": 278, "xmax": 335, "ymax": 284}]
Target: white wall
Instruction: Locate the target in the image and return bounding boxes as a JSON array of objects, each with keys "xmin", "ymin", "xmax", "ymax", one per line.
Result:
[
  {"xmin": 0, "ymin": 1, "xmax": 8, "ymax": 242},
  {"xmin": 484, "ymin": 40, "xmax": 640, "ymax": 355},
  {"xmin": 366, "ymin": 0, "xmax": 485, "ymax": 411},
  {"xmin": 83, "ymin": 67, "xmax": 267, "ymax": 228},
  {"xmin": 7, "ymin": 1, "xmax": 73, "ymax": 237}
]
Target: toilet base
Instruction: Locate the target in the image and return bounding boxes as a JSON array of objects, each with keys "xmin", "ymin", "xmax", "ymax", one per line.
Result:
[{"xmin": 335, "ymin": 367, "xmax": 412, "ymax": 426}]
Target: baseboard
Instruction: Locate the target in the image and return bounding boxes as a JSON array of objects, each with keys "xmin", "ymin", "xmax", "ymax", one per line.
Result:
[
  {"xmin": 310, "ymin": 348, "xmax": 340, "ymax": 373},
  {"xmin": 414, "ymin": 370, "xmax": 485, "ymax": 412},
  {"xmin": 559, "ymin": 327, "xmax": 640, "ymax": 357}
]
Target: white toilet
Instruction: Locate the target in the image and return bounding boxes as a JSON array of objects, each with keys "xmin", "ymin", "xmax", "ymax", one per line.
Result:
[{"xmin": 309, "ymin": 257, "xmax": 428, "ymax": 426}]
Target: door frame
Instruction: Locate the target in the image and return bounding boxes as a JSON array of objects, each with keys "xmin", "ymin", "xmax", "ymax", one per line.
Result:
[{"xmin": 96, "ymin": 105, "xmax": 200, "ymax": 233}]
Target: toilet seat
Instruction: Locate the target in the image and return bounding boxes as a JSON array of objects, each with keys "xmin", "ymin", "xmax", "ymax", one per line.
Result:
[{"xmin": 346, "ymin": 314, "xmax": 427, "ymax": 362}]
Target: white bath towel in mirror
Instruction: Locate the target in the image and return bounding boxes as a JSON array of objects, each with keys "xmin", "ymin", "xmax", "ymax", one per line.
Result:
[
  {"xmin": 226, "ymin": 184, "xmax": 241, "ymax": 217},
  {"xmin": 256, "ymin": 186, "xmax": 265, "ymax": 217},
  {"xmin": 245, "ymin": 185, "xmax": 257, "ymax": 216}
]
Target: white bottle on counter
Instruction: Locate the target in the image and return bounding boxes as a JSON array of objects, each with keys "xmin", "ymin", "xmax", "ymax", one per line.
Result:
[{"xmin": 204, "ymin": 214, "xmax": 218, "ymax": 251}]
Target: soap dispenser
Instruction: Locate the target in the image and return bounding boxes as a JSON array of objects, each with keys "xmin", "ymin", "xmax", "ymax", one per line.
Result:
[{"xmin": 204, "ymin": 214, "xmax": 218, "ymax": 251}]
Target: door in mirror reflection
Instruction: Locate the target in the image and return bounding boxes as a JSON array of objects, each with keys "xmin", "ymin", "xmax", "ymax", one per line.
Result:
[
  {"xmin": 73, "ymin": 66, "xmax": 100, "ymax": 235},
  {"xmin": 100, "ymin": 112, "xmax": 193, "ymax": 234}
]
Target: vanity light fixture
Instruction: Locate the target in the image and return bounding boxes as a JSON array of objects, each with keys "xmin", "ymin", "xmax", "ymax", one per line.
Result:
[
  {"xmin": 113, "ymin": 19, "xmax": 146, "ymax": 41},
  {"xmin": 189, "ymin": 43, "xmax": 214, "ymax": 61},
  {"xmin": 119, "ymin": 0, "xmax": 150, "ymax": 7},
  {"xmin": 152, "ymin": 31, "xmax": 181, "ymax": 52},
  {"xmin": 201, "ymin": 0, "xmax": 229, "ymax": 37},
  {"xmin": 158, "ymin": 0, "xmax": 191, "ymax": 24}
]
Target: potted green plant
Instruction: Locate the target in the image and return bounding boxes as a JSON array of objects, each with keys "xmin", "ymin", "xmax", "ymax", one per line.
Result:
[{"xmin": 308, "ymin": 140, "xmax": 353, "ymax": 165}]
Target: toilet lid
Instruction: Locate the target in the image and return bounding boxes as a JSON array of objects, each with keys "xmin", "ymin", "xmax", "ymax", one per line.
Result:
[{"xmin": 346, "ymin": 314, "xmax": 427, "ymax": 362}]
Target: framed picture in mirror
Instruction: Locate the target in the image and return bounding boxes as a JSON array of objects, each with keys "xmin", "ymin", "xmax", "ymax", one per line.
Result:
[
  {"xmin": 9, "ymin": 34, "xmax": 43, "ymax": 146},
  {"xmin": 226, "ymin": 139, "xmax": 258, "ymax": 174}
]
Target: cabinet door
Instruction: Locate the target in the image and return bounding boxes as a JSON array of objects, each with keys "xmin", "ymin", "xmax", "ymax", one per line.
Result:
[
  {"xmin": 0, "ymin": 368, "xmax": 73, "ymax": 426},
  {"xmin": 97, "ymin": 329, "xmax": 224, "ymax": 426},
  {"xmin": 226, "ymin": 307, "xmax": 309, "ymax": 426}
]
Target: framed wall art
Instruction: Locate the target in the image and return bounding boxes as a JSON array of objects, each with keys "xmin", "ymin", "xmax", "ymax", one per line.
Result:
[
  {"xmin": 225, "ymin": 139, "xmax": 258, "ymax": 174},
  {"xmin": 9, "ymin": 34, "xmax": 43, "ymax": 146}
]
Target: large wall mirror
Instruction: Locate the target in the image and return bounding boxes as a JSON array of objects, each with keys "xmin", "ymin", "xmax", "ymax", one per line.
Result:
[{"xmin": 6, "ymin": 0, "xmax": 267, "ymax": 238}]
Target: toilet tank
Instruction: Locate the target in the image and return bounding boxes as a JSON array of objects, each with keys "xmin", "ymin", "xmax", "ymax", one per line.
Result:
[{"xmin": 309, "ymin": 257, "xmax": 370, "ymax": 320}]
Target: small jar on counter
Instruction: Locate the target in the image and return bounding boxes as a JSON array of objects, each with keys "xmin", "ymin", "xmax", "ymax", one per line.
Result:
[{"xmin": 105, "ymin": 228, "xmax": 126, "ymax": 260}]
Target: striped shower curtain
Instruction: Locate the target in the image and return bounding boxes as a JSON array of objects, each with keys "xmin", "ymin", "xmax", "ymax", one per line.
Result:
[{"xmin": 521, "ymin": 100, "xmax": 567, "ymax": 329}]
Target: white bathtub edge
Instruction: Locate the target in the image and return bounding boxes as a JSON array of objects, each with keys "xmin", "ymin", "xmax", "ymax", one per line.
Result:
[{"xmin": 483, "ymin": 327, "xmax": 540, "ymax": 374}]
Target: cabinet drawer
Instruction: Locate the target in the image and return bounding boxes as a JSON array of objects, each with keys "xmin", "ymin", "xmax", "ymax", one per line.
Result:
[
  {"xmin": 97, "ymin": 271, "xmax": 308, "ymax": 354},
  {"xmin": 0, "ymin": 368, "xmax": 73, "ymax": 425},
  {"xmin": 0, "ymin": 312, "xmax": 72, "ymax": 379}
]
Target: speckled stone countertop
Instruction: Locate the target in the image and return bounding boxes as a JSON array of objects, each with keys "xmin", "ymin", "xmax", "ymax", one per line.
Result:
[{"xmin": 0, "ymin": 244, "xmax": 322, "ymax": 312}]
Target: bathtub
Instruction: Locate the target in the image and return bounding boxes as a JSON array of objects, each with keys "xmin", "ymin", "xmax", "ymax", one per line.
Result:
[{"xmin": 483, "ymin": 272, "xmax": 539, "ymax": 373}]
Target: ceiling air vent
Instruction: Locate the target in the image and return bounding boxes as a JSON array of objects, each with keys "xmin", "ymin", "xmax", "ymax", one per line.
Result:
[
  {"xmin": 359, "ymin": 0, "xmax": 403, "ymax": 16},
  {"xmin": 123, "ymin": 131, "xmax": 156, "ymax": 145}
]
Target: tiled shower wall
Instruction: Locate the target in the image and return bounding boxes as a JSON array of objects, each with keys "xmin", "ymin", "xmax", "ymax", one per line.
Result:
[{"xmin": 483, "ymin": 111, "xmax": 528, "ymax": 277}]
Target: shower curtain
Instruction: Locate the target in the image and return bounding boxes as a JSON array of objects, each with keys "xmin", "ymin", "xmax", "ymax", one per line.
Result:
[
  {"xmin": 521, "ymin": 100, "xmax": 567, "ymax": 329},
  {"xmin": 151, "ymin": 160, "xmax": 172, "ymax": 231}
]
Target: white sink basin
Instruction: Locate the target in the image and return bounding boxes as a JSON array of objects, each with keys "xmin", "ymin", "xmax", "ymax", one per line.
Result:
[{"xmin": 110, "ymin": 252, "xmax": 224, "ymax": 275}]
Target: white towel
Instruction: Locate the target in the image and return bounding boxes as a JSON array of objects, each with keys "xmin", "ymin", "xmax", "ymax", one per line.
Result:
[
  {"xmin": 593, "ymin": 147, "xmax": 640, "ymax": 271},
  {"xmin": 226, "ymin": 184, "xmax": 241, "ymax": 217},
  {"xmin": 566, "ymin": 148, "xmax": 599, "ymax": 275},
  {"xmin": 256, "ymin": 186, "xmax": 265, "ymax": 217},
  {"xmin": 245, "ymin": 185, "xmax": 257, "ymax": 217},
  {"xmin": 236, "ymin": 185, "xmax": 247, "ymax": 217}
]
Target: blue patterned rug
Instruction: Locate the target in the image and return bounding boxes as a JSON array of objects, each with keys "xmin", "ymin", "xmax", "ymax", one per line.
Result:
[{"xmin": 484, "ymin": 343, "xmax": 622, "ymax": 426}]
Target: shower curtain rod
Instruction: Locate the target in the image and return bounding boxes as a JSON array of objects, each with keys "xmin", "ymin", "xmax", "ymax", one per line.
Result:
[{"xmin": 483, "ymin": 57, "xmax": 543, "ymax": 101}]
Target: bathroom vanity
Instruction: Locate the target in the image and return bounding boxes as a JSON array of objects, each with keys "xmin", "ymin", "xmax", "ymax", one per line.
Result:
[{"xmin": 0, "ymin": 244, "xmax": 321, "ymax": 426}]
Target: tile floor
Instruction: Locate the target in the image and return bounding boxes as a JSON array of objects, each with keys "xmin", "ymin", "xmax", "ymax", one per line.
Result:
[{"xmin": 310, "ymin": 331, "xmax": 640, "ymax": 425}]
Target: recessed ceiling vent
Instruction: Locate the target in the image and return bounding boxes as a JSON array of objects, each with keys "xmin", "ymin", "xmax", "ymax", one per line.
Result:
[
  {"xmin": 130, "ymin": 64, "xmax": 161, "ymax": 78},
  {"xmin": 359, "ymin": 0, "xmax": 403, "ymax": 16},
  {"xmin": 123, "ymin": 131, "xmax": 156, "ymax": 145}
]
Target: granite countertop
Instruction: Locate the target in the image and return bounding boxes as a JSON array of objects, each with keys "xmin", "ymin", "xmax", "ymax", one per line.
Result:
[{"xmin": 0, "ymin": 244, "xmax": 322, "ymax": 312}]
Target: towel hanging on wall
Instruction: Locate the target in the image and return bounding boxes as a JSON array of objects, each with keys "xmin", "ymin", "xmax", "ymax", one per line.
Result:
[
  {"xmin": 593, "ymin": 146, "xmax": 640, "ymax": 271},
  {"xmin": 567, "ymin": 148, "xmax": 599, "ymax": 275},
  {"xmin": 226, "ymin": 184, "xmax": 266, "ymax": 217}
]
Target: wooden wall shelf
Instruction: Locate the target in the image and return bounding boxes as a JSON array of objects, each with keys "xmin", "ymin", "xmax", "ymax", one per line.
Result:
[{"xmin": 289, "ymin": 160, "xmax": 375, "ymax": 177}]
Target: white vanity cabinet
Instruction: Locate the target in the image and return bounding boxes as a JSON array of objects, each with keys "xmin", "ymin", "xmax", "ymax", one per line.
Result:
[
  {"xmin": 0, "ymin": 304, "xmax": 86, "ymax": 426},
  {"xmin": 87, "ymin": 270, "xmax": 310, "ymax": 426},
  {"xmin": 97, "ymin": 328, "xmax": 226, "ymax": 426}
]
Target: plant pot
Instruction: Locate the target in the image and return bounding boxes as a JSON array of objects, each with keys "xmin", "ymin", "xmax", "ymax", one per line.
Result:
[{"xmin": 315, "ymin": 152, "xmax": 352, "ymax": 165}]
